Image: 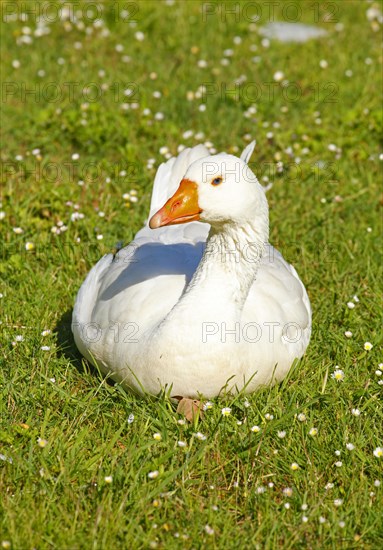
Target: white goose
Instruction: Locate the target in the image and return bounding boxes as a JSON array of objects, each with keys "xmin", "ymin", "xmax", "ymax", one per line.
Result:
[{"xmin": 72, "ymin": 142, "xmax": 311, "ymax": 399}]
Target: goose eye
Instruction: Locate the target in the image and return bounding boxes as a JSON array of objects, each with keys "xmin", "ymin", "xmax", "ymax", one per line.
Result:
[{"xmin": 211, "ymin": 176, "xmax": 223, "ymax": 186}]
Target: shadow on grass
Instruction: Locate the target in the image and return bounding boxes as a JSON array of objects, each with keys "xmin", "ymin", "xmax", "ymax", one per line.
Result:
[{"xmin": 54, "ymin": 309, "xmax": 99, "ymax": 378}]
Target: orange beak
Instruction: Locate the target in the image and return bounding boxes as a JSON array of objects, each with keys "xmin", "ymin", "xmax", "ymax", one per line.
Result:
[{"xmin": 149, "ymin": 178, "xmax": 202, "ymax": 229}]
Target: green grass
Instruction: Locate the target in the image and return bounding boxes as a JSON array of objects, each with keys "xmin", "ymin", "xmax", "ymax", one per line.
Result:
[{"xmin": 1, "ymin": 0, "xmax": 382, "ymax": 548}]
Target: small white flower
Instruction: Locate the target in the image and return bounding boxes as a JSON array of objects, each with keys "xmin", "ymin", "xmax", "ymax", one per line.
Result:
[
  {"xmin": 251, "ymin": 425, "xmax": 260, "ymax": 433},
  {"xmin": 15, "ymin": 335, "xmax": 24, "ymax": 342},
  {"xmin": 128, "ymin": 414, "xmax": 134, "ymax": 424},
  {"xmin": 104, "ymin": 475, "xmax": 113, "ymax": 484},
  {"xmin": 37, "ymin": 437, "xmax": 48, "ymax": 448},
  {"xmin": 177, "ymin": 441, "xmax": 187, "ymax": 448},
  {"xmin": 325, "ymin": 482, "xmax": 334, "ymax": 490},
  {"xmin": 290, "ymin": 462, "xmax": 299, "ymax": 471},
  {"xmin": 25, "ymin": 242, "xmax": 35, "ymax": 251},
  {"xmin": 283, "ymin": 487, "xmax": 293, "ymax": 497},
  {"xmin": 40, "ymin": 346, "xmax": 50, "ymax": 351},
  {"xmin": 374, "ymin": 480, "xmax": 380, "ymax": 487},
  {"xmin": 335, "ymin": 450, "xmax": 341, "ymax": 456},
  {"xmin": 344, "ymin": 331, "xmax": 353, "ymax": 338},
  {"xmin": 298, "ymin": 413, "xmax": 306, "ymax": 422},
  {"xmin": 309, "ymin": 427, "xmax": 318, "ymax": 436},
  {"xmin": 256, "ymin": 485, "xmax": 266, "ymax": 494},
  {"xmin": 351, "ymin": 408, "xmax": 361, "ymax": 416},
  {"xmin": 148, "ymin": 470, "xmax": 159, "ymax": 479},
  {"xmin": 373, "ymin": 447, "xmax": 383, "ymax": 458},
  {"xmin": 334, "ymin": 498, "xmax": 343, "ymax": 507},
  {"xmin": 376, "ymin": 370, "xmax": 382, "ymax": 376},
  {"xmin": 96, "ymin": 235, "xmax": 103, "ymax": 241},
  {"xmin": 346, "ymin": 443, "xmax": 355, "ymax": 451},
  {"xmin": 284, "ymin": 502, "xmax": 290, "ymax": 509},
  {"xmin": 194, "ymin": 432, "xmax": 206, "ymax": 441},
  {"xmin": 273, "ymin": 71, "xmax": 284, "ymax": 82},
  {"xmin": 71, "ymin": 153, "xmax": 80, "ymax": 160},
  {"xmin": 41, "ymin": 329, "xmax": 51, "ymax": 336},
  {"xmin": 12, "ymin": 59, "xmax": 21, "ymax": 68},
  {"xmin": 135, "ymin": 31, "xmax": 145, "ymax": 41},
  {"xmin": 301, "ymin": 504, "xmax": 308, "ymax": 511},
  {"xmin": 277, "ymin": 430, "xmax": 286, "ymax": 439},
  {"xmin": 153, "ymin": 433, "xmax": 162, "ymax": 441},
  {"xmin": 319, "ymin": 59, "xmax": 328, "ymax": 68},
  {"xmin": 221, "ymin": 407, "xmax": 231, "ymax": 417},
  {"xmin": 335, "ymin": 461, "xmax": 343, "ymax": 467},
  {"xmin": 204, "ymin": 524, "xmax": 214, "ymax": 535},
  {"xmin": 319, "ymin": 516, "xmax": 326, "ymax": 524},
  {"xmin": 302, "ymin": 515, "xmax": 308, "ymax": 523},
  {"xmin": 347, "ymin": 302, "xmax": 355, "ymax": 309},
  {"xmin": 331, "ymin": 369, "xmax": 345, "ymax": 382},
  {"xmin": 364, "ymin": 342, "xmax": 373, "ymax": 351},
  {"xmin": 13, "ymin": 227, "xmax": 24, "ymax": 234},
  {"xmin": 339, "ymin": 521, "xmax": 345, "ymax": 528},
  {"xmin": 203, "ymin": 401, "xmax": 213, "ymax": 411},
  {"xmin": 264, "ymin": 413, "xmax": 274, "ymax": 420}
]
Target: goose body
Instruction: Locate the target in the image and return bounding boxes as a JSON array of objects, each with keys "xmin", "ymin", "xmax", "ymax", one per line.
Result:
[{"xmin": 72, "ymin": 143, "xmax": 311, "ymax": 398}]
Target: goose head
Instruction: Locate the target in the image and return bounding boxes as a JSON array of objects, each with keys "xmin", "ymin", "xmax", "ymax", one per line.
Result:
[{"xmin": 149, "ymin": 145, "xmax": 269, "ymax": 237}]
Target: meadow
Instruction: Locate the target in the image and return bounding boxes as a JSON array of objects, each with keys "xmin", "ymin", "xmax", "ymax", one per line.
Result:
[{"xmin": 1, "ymin": 0, "xmax": 382, "ymax": 548}]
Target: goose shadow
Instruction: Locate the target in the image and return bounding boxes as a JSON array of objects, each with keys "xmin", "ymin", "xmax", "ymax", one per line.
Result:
[{"xmin": 100, "ymin": 240, "xmax": 204, "ymax": 301}]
